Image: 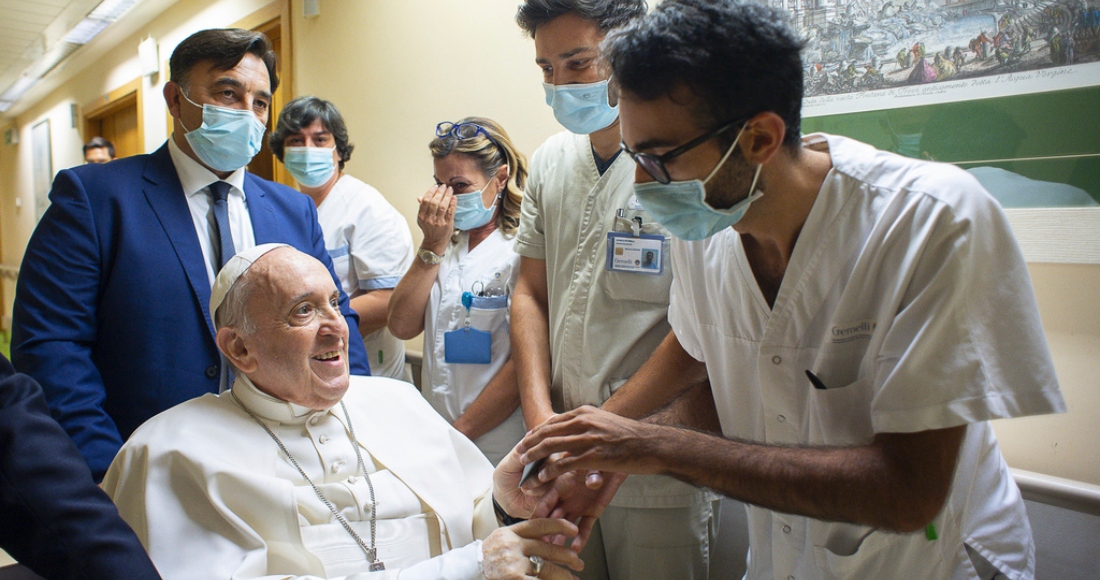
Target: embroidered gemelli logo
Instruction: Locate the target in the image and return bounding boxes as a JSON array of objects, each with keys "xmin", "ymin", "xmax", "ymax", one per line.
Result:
[{"xmin": 830, "ymin": 320, "xmax": 877, "ymax": 343}]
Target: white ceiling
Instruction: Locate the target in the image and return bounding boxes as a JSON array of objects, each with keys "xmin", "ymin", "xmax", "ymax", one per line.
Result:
[
  {"xmin": 0, "ymin": 0, "xmax": 178, "ymax": 119},
  {"xmin": 0, "ymin": 0, "xmax": 103, "ymax": 97}
]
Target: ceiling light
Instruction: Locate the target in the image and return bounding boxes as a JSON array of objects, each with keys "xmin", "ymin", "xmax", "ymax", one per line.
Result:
[
  {"xmin": 0, "ymin": 77, "xmax": 38, "ymax": 103},
  {"xmin": 63, "ymin": 18, "xmax": 111, "ymax": 45},
  {"xmin": 89, "ymin": 0, "xmax": 145, "ymax": 21}
]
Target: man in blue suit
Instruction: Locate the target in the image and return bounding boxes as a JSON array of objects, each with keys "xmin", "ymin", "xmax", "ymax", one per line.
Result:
[
  {"xmin": 12, "ymin": 28, "xmax": 369, "ymax": 481},
  {"xmin": 0, "ymin": 353, "xmax": 161, "ymax": 579}
]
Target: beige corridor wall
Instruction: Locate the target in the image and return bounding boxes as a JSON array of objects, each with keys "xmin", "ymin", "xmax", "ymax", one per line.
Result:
[
  {"xmin": 0, "ymin": 0, "xmax": 276, "ymax": 329},
  {"xmin": 289, "ymin": 0, "xmax": 561, "ymax": 238},
  {"xmin": 0, "ymin": 0, "xmax": 1095, "ymax": 488}
]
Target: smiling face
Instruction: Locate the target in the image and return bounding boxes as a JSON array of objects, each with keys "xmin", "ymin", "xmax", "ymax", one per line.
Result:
[{"xmin": 222, "ymin": 248, "xmax": 350, "ymax": 409}]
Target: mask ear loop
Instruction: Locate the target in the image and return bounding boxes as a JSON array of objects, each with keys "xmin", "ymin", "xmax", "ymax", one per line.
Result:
[
  {"xmin": 176, "ymin": 89, "xmax": 205, "ymax": 134},
  {"xmin": 703, "ymin": 124, "xmax": 749, "ymax": 185}
]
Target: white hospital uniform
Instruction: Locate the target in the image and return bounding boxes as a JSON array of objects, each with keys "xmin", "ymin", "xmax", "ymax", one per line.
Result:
[
  {"xmin": 421, "ymin": 229, "xmax": 526, "ymax": 465},
  {"xmin": 317, "ymin": 175, "xmax": 414, "ymax": 379},
  {"xmin": 668, "ymin": 134, "xmax": 1066, "ymax": 579}
]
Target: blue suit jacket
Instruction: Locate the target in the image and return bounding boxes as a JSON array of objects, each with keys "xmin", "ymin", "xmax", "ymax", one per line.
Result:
[
  {"xmin": 12, "ymin": 143, "xmax": 370, "ymax": 480},
  {"xmin": 0, "ymin": 354, "xmax": 161, "ymax": 579}
]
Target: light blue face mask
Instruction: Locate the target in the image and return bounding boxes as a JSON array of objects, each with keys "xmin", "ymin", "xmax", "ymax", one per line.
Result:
[
  {"xmin": 633, "ymin": 125, "xmax": 764, "ymax": 241},
  {"xmin": 283, "ymin": 146, "xmax": 337, "ymax": 188},
  {"xmin": 453, "ymin": 180, "xmax": 500, "ymax": 231},
  {"xmin": 180, "ymin": 93, "xmax": 267, "ymax": 172},
  {"xmin": 542, "ymin": 79, "xmax": 619, "ymax": 135}
]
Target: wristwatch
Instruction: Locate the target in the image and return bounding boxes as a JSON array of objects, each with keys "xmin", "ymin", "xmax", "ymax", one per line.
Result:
[{"xmin": 416, "ymin": 246, "xmax": 444, "ymax": 265}]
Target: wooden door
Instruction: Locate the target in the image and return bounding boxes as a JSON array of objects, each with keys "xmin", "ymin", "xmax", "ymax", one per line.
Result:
[{"xmin": 84, "ymin": 78, "xmax": 144, "ymax": 160}]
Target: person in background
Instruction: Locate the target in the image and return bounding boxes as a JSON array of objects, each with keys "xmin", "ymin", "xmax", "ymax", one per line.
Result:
[
  {"xmin": 509, "ymin": 1, "xmax": 718, "ymax": 578},
  {"xmin": 0, "ymin": 353, "xmax": 161, "ymax": 580},
  {"xmin": 388, "ymin": 117, "xmax": 528, "ymax": 466},
  {"xmin": 12, "ymin": 28, "xmax": 369, "ymax": 481},
  {"xmin": 83, "ymin": 136, "xmax": 115, "ymax": 164},
  {"xmin": 104, "ymin": 244, "xmax": 583, "ymax": 580},
  {"xmin": 271, "ymin": 96, "xmax": 414, "ymax": 379},
  {"xmin": 518, "ymin": 1, "xmax": 1066, "ymax": 578}
]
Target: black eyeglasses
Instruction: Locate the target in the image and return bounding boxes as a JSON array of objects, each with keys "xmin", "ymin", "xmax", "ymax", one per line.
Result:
[
  {"xmin": 620, "ymin": 119, "xmax": 742, "ymax": 184},
  {"xmin": 435, "ymin": 121, "xmax": 500, "ymax": 150}
]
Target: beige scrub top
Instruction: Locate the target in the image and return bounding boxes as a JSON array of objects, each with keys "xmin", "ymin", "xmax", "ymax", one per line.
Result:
[{"xmin": 516, "ymin": 130, "xmax": 710, "ymax": 509}]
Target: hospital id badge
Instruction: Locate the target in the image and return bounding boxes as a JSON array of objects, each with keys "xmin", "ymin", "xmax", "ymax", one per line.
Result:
[
  {"xmin": 444, "ymin": 327, "xmax": 492, "ymax": 364},
  {"xmin": 606, "ymin": 232, "xmax": 665, "ymax": 275}
]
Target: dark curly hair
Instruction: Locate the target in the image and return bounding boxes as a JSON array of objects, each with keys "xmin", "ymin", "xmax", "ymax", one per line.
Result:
[{"xmin": 604, "ymin": 0, "xmax": 805, "ymax": 148}]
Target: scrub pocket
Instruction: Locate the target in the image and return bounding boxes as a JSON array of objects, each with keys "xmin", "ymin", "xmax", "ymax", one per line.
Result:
[
  {"xmin": 467, "ymin": 295, "xmax": 509, "ymax": 331},
  {"xmin": 602, "ymin": 220, "xmax": 673, "ymax": 304}
]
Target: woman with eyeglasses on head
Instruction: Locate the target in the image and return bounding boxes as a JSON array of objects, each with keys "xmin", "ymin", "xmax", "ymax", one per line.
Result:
[{"xmin": 388, "ymin": 117, "xmax": 528, "ymax": 465}]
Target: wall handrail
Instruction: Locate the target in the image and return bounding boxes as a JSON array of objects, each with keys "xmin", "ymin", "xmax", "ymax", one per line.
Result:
[{"xmin": 1011, "ymin": 468, "xmax": 1100, "ymax": 517}]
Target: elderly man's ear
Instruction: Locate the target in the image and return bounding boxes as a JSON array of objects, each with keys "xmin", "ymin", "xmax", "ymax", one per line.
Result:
[{"xmin": 216, "ymin": 327, "xmax": 259, "ymax": 374}]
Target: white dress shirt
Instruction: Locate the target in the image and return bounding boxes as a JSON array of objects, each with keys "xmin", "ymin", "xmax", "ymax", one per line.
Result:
[{"xmin": 168, "ymin": 137, "xmax": 256, "ymax": 288}]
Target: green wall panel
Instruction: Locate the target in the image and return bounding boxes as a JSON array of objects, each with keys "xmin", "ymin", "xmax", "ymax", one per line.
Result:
[{"xmin": 802, "ymin": 86, "xmax": 1100, "ymax": 204}]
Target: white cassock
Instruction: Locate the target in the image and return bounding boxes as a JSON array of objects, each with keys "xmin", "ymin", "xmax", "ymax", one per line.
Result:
[{"xmin": 103, "ymin": 375, "xmax": 499, "ymax": 579}]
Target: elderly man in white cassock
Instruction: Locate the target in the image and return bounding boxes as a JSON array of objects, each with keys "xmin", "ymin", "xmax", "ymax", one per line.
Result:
[{"xmin": 103, "ymin": 243, "xmax": 583, "ymax": 579}]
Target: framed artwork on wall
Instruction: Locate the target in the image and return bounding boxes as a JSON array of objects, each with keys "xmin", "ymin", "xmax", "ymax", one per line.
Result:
[
  {"xmin": 31, "ymin": 119, "xmax": 51, "ymax": 221},
  {"xmin": 783, "ymin": 0, "xmax": 1100, "ymax": 116}
]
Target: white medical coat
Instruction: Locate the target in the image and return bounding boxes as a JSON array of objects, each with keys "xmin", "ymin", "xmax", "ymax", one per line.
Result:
[
  {"xmin": 317, "ymin": 175, "xmax": 414, "ymax": 379},
  {"xmin": 422, "ymin": 229, "xmax": 526, "ymax": 465},
  {"xmin": 668, "ymin": 134, "xmax": 1065, "ymax": 580}
]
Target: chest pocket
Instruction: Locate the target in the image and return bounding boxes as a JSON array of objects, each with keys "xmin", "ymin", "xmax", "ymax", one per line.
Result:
[
  {"xmin": 602, "ymin": 214, "xmax": 673, "ymax": 304},
  {"xmin": 807, "ymin": 341, "xmax": 875, "ymax": 445},
  {"xmin": 467, "ymin": 294, "xmax": 509, "ymax": 332}
]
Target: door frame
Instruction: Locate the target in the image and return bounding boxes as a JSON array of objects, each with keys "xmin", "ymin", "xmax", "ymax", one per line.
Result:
[
  {"xmin": 83, "ymin": 77, "xmax": 145, "ymax": 154},
  {"xmin": 235, "ymin": 0, "xmax": 294, "ymax": 188}
]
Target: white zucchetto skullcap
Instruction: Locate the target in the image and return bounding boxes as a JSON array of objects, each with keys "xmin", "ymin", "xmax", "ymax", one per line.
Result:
[{"xmin": 209, "ymin": 243, "xmax": 291, "ymax": 321}]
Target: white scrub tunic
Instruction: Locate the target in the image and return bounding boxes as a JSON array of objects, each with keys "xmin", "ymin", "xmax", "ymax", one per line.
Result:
[
  {"xmin": 668, "ymin": 134, "xmax": 1065, "ymax": 579},
  {"xmin": 316, "ymin": 174, "xmax": 414, "ymax": 379},
  {"xmin": 422, "ymin": 229, "xmax": 525, "ymax": 465}
]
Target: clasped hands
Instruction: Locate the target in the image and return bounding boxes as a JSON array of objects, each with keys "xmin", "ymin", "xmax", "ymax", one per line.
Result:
[{"xmin": 487, "ymin": 406, "xmax": 660, "ymax": 578}]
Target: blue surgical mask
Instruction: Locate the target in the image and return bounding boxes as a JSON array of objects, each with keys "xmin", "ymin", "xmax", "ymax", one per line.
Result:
[
  {"xmin": 543, "ymin": 80, "xmax": 618, "ymax": 135},
  {"xmin": 180, "ymin": 93, "xmax": 267, "ymax": 172},
  {"xmin": 633, "ymin": 125, "xmax": 764, "ymax": 241},
  {"xmin": 453, "ymin": 181, "xmax": 499, "ymax": 231},
  {"xmin": 283, "ymin": 146, "xmax": 337, "ymax": 188}
]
